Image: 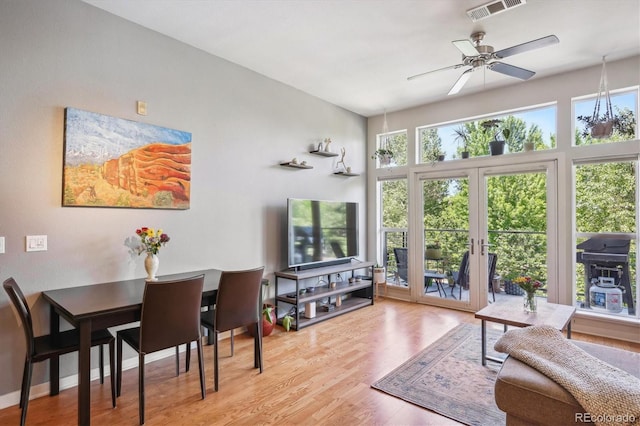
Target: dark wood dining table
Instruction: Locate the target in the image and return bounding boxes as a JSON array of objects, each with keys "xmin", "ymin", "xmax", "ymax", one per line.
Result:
[{"xmin": 41, "ymin": 268, "xmax": 232, "ymax": 425}]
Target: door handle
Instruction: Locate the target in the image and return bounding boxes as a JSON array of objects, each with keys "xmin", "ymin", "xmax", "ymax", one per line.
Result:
[
  {"xmin": 469, "ymin": 238, "xmax": 474, "ymax": 255},
  {"xmin": 480, "ymin": 239, "xmax": 492, "ymax": 256}
]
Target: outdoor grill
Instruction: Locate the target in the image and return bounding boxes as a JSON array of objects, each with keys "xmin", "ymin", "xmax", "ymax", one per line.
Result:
[{"xmin": 576, "ymin": 236, "xmax": 634, "ymax": 315}]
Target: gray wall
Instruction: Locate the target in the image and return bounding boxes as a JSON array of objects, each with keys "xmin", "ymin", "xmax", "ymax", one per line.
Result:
[{"xmin": 0, "ymin": 0, "xmax": 367, "ymax": 399}]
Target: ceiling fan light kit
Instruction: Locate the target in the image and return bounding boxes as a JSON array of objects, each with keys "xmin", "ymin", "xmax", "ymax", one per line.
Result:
[{"xmin": 408, "ymin": 31, "xmax": 559, "ymax": 96}]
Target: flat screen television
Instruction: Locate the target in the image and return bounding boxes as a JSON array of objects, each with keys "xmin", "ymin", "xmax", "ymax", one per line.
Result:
[{"xmin": 287, "ymin": 198, "xmax": 359, "ymax": 270}]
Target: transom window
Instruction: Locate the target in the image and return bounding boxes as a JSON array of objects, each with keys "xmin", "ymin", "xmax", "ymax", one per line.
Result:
[
  {"xmin": 417, "ymin": 104, "xmax": 557, "ymax": 163},
  {"xmin": 573, "ymin": 88, "xmax": 637, "ymax": 145}
]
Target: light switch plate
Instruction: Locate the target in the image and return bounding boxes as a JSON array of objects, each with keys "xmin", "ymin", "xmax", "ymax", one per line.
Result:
[
  {"xmin": 26, "ymin": 235, "xmax": 47, "ymax": 252},
  {"xmin": 0, "ymin": 236, "xmax": 5, "ymax": 254},
  {"xmin": 137, "ymin": 101, "xmax": 147, "ymax": 115}
]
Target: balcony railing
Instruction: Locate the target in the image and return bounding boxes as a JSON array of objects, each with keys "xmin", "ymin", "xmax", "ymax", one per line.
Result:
[
  {"xmin": 382, "ymin": 228, "xmax": 548, "ymax": 286},
  {"xmin": 381, "ymin": 228, "xmax": 637, "ymax": 315}
]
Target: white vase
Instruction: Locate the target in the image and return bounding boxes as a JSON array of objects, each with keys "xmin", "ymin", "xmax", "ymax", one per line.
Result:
[{"xmin": 144, "ymin": 253, "xmax": 159, "ymax": 281}]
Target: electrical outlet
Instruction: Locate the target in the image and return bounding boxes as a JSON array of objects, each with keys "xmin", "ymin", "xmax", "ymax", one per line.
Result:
[{"xmin": 26, "ymin": 235, "xmax": 47, "ymax": 252}]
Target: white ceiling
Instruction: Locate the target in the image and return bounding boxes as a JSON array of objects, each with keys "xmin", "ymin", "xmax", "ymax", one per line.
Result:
[{"xmin": 83, "ymin": 0, "xmax": 640, "ymax": 117}]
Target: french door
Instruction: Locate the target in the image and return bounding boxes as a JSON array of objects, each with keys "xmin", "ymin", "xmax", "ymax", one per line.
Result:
[{"xmin": 413, "ymin": 161, "xmax": 557, "ymax": 311}]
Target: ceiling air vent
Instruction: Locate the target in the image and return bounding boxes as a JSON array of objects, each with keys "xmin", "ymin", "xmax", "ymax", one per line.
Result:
[{"xmin": 466, "ymin": 0, "xmax": 526, "ymax": 22}]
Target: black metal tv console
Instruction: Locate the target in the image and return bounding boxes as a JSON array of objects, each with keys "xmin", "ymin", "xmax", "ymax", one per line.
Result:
[{"xmin": 274, "ymin": 260, "xmax": 374, "ymax": 330}]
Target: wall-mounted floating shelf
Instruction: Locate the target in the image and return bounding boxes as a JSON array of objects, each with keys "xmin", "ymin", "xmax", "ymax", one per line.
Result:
[
  {"xmin": 309, "ymin": 150, "xmax": 339, "ymax": 157},
  {"xmin": 280, "ymin": 162, "xmax": 313, "ymax": 169},
  {"xmin": 333, "ymin": 171, "xmax": 359, "ymax": 177}
]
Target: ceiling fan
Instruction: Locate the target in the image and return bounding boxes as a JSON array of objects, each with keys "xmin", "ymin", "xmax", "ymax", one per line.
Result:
[{"xmin": 408, "ymin": 31, "xmax": 559, "ymax": 95}]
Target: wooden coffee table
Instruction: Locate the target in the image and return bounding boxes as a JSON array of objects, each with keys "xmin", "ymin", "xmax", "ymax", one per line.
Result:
[{"xmin": 474, "ymin": 297, "xmax": 576, "ymax": 365}]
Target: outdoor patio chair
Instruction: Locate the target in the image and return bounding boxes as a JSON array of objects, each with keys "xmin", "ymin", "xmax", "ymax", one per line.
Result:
[
  {"xmin": 393, "ymin": 247, "xmax": 408, "ymax": 285},
  {"xmin": 453, "ymin": 251, "xmax": 497, "ymax": 302}
]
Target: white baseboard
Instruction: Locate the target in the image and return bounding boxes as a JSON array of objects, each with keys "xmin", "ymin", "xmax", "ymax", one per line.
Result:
[{"xmin": 0, "ymin": 344, "xmax": 194, "ymax": 411}]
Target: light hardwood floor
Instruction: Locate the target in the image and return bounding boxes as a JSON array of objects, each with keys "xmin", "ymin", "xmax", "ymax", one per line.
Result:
[{"xmin": 1, "ymin": 298, "xmax": 638, "ymax": 425}]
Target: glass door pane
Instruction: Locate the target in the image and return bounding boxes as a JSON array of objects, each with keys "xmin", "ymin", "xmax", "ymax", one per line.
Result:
[
  {"xmin": 416, "ymin": 162, "xmax": 555, "ymax": 310},
  {"xmin": 380, "ymin": 178, "xmax": 409, "ymax": 290},
  {"xmin": 574, "ymin": 160, "xmax": 637, "ymax": 318},
  {"xmin": 419, "ymin": 173, "xmax": 473, "ymax": 304},
  {"xmin": 480, "ymin": 164, "xmax": 552, "ymax": 306}
]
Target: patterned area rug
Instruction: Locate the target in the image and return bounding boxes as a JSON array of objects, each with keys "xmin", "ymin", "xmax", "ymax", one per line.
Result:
[{"xmin": 371, "ymin": 323, "xmax": 506, "ymax": 426}]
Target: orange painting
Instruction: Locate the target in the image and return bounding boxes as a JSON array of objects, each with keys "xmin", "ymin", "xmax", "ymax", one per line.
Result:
[{"xmin": 62, "ymin": 107, "xmax": 191, "ymax": 209}]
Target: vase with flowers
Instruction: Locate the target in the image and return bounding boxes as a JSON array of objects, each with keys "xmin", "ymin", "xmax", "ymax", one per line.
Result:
[
  {"xmin": 513, "ymin": 276, "xmax": 543, "ymax": 313},
  {"xmin": 135, "ymin": 227, "xmax": 170, "ymax": 281}
]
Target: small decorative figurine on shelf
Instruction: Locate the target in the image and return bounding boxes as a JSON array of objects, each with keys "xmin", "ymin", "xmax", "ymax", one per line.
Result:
[
  {"xmin": 337, "ymin": 147, "xmax": 350, "ymax": 173},
  {"xmin": 317, "ymin": 140, "xmax": 324, "ymax": 152},
  {"xmin": 324, "ymin": 137, "xmax": 332, "ymax": 152}
]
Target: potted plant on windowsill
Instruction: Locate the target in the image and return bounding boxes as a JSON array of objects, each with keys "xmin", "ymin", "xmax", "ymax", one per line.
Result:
[
  {"xmin": 453, "ymin": 125, "xmax": 470, "ymax": 159},
  {"xmin": 482, "ymin": 119, "xmax": 510, "ymax": 156},
  {"xmin": 371, "ymin": 148, "xmax": 394, "ymax": 166}
]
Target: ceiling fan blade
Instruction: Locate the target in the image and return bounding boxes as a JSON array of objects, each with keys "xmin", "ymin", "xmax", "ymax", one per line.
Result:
[
  {"xmin": 407, "ymin": 63, "xmax": 465, "ymax": 81},
  {"xmin": 452, "ymin": 39, "xmax": 480, "ymax": 57},
  {"xmin": 494, "ymin": 35, "xmax": 559, "ymax": 59},
  {"xmin": 448, "ymin": 68, "xmax": 473, "ymax": 95},
  {"xmin": 489, "ymin": 62, "xmax": 536, "ymax": 80}
]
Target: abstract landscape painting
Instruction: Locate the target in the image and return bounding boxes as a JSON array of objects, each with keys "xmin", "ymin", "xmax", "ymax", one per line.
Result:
[{"xmin": 62, "ymin": 107, "xmax": 192, "ymax": 209}]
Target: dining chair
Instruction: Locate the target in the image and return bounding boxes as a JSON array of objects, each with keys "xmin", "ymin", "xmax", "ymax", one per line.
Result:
[
  {"xmin": 116, "ymin": 274, "xmax": 206, "ymax": 425},
  {"xmin": 200, "ymin": 266, "xmax": 264, "ymax": 391},
  {"xmin": 3, "ymin": 277, "xmax": 115, "ymax": 426}
]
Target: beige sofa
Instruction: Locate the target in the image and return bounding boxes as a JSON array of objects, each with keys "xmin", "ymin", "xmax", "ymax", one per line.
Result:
[{"xmin": 494, "ymin": 340, "xmax": 640, "ymax": 425}]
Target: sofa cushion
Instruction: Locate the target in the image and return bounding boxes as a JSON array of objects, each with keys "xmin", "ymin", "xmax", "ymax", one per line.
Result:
[{"xmin": 495, "ymin": 340, "xmax": 640, "ymax": 426}]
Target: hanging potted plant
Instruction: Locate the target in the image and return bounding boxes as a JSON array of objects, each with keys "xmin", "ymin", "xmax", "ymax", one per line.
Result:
[
  {"xmin": 373, "ymin": 110, "xmax": 395, "ymax": 166},
  {"xmin": 582, "ymin": 57, "xmax": 616, "ymax": 139},
  {"xmin": 371, "ymin": 148, "xmax": 394, "ymax": 166}
]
